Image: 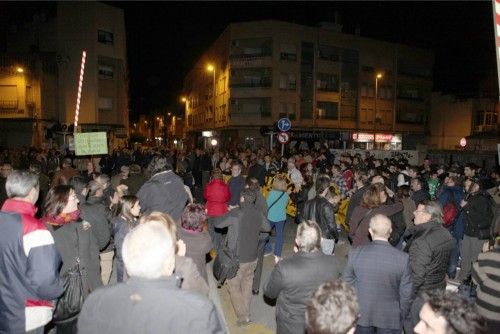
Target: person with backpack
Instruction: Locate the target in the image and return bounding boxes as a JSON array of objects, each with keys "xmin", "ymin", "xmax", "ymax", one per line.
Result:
[
  {"xmin": 457, "ymin": 178, "xmax": 494, "ymax": 284},
  {"xmin": 437, "ymin": 175, "xmax": 465, "ymax": 279}
]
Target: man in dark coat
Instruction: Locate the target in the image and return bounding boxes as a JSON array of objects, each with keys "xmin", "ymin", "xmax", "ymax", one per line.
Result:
[
  {"xmin": 78, "ymin": 218, "xmax": 224, "ymax": 333},
  {"xmin": 410, "ymin": 177, "xmax": 430, "ymax": 207},
  {"xmin": 264, "ymin": 221, "xmax": 341, "ymax": 334},
  {"xmin": 214, "ymin": 188, "xmax": 271, "ymax": 326},
  {"xmin": 344, "ymin": 214, "xmax": 413, "ymax": 334},
  {"xmin": 120, "ymin": 164, "xmax": 146, "ymax": 196},
  {"xmin": 300, "ymin": 174, "xmax": 339, "ymax": 254},
  {"xmin": 247, "ymin": 158, "xmax": 266, "ymax": 186},
  {"xmin": 227, "ymin": 161, "xmax": 246, "ymax": 207},
  {"xmin": 403, "ymin": 201, "xmax": 454, "ymax": 333},
  {"xmin": 137, "ymin": 156, "xmax": 189, "ymax": 223}
]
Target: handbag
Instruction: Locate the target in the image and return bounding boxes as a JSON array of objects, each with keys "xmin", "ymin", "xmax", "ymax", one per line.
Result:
[
  {"xmin": 213, "ymin": 233, "xmax": 239, "ymax": 283},
  {"xmin": 52, "ymin": 225, "xmax": 86, "ymax": 323}
]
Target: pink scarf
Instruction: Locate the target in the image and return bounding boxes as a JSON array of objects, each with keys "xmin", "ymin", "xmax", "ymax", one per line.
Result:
[{"xmin": 44, "ymin": 209, "xmax": 81, "ymax": 226}]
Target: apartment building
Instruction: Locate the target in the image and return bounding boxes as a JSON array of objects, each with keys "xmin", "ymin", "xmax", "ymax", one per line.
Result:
[
  {"xmin": 1, "ymin": 2, "xmax": 128, "ymax": 149},
  {"xmin": 183, "ymin": 20, "xmax": 433, "ymax": 150},
  {"xmin": 429, "ymin": 92, "xmax": 499, "ymax": 151}
]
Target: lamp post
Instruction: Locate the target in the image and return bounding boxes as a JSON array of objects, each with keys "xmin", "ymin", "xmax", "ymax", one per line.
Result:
[
  {"xmin": 374, "ymin": 72, "xmax": 383, "ymax": 149},
  {"xmin": 206, "ymin": 64, "xmax": 216, "ymax": 130}
]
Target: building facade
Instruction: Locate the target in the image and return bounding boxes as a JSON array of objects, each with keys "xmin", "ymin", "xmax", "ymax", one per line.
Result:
[
  {"xmin": 429, "ymin": 92, "xmax": 499, "ymax": 151},
  {"xmin": 183, "ymin": 20, "xmax": 434, "ymax": 150},
  {"xmin": 1, "ymin": 2, "xmax": 128, "ymax": 149}
]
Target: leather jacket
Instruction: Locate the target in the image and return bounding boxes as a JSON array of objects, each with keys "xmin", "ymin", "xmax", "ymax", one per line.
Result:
[{"xmin": 301, "ymin": 196, "xmax": 338, "ymax": 240}]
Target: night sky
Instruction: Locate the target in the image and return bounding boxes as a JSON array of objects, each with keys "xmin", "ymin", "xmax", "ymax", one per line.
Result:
[{"xmin": 0, "ymin": 1, "xmax": 497, "ymax": 121}]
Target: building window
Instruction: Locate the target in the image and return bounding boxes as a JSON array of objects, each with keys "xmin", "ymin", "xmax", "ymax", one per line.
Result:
[
  {"xmin": 398, "ymin": 59, "xmax": 432, "ymax": 78},
  {"xmin": 397, "ymin": 107, "xmax": 425, "ymax": 124},
  {"xmin": 229, "ymin": 97, "xmax": 271, "ymax": 119},
  {"xmin": 318, "ymin": 45, "xmax": 341, "ymax": 62},
  {"xmin": 398, "ymin": 85, "xmax": 422, "ymax": 101},
  {"xmin": 279, "ymin": 73, "xmax": 296, "ymax": 90},
  {"xmin": 316, "ymin": 73, "xmax": 339, "ymax": 92},
  {"xmin": 316, "ymin": 101, "xmax": 338, "ymax": 120},
  {"xmin": 98, "ymin": 65, "xmax": 114, "ymax": 79},
  {"xmin": 98, "ymin": 97, "xmax": 113, "ymax": 112},
  {"xmin": 230, "ymin": 38, "xmax": 272, "ymax": 58},
  {"xmin": 280, "ymin": 102, "xmax": 296, "ymax": 120},
  {"xmin": 280, "ymin": 44, "xmax": 297, "ymax": 61},
  {"xmin": 230, "ymin": 68, "xmax": 272, "ymax": 88},
  {"xmin": 98, "ymin": 30, "xmax": 114, "ymax": 45}
]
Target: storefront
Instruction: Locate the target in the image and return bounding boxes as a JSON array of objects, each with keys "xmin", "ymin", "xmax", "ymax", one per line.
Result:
[{"xmin": 351, "ymin": 132, "xmax": 402, "ymax": 150}]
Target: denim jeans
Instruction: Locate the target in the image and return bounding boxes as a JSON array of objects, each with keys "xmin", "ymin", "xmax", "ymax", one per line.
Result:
[{"xmin": 269, "ymin": 220, "xmax": 286, "ymax": 257}]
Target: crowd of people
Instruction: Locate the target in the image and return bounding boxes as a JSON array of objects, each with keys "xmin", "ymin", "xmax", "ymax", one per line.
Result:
[{"xmin": 0, "ymin": 143, "xmax": 498, "ymax": 334}]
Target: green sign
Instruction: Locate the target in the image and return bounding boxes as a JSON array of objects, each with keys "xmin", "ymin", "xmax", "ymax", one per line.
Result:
[{"xmin": 74, "ymin": 132, "xmax": 108, "ymax": 156}]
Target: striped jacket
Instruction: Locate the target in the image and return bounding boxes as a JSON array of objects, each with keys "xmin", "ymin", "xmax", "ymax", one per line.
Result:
[
  {"xmin": 0, "ymin": 199, "xmax": 64, "ymax": 333},
  {"xmin": 472, "ymin": 248, "xmax": 500, "ymax": 321}
]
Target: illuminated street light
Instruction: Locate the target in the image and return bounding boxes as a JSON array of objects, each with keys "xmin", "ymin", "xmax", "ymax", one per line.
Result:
[
  {"xmin": 16, "ymin": 67, "xmax": 24, "ymax": 73},
  {"xmin": 206, "ymin": 63, "xmax": 216, "ymax": 131},
  {"xmin": 167, "ymin": 112, "xmax": 171, "ymax": 116},
  {"xmin": 374, "ymin": 72, "xmax": 384, "ymax": 147},
  {"xmin": 174, "ymin": 139, "xmax": 178, "ymax": 145},
  {"xmin": 181, "ymin": 97, "xmax": 187, "ymax": 102},
  {"xmin": 211, "ymin": 138, "xmax": 218, "ymax": 146}
]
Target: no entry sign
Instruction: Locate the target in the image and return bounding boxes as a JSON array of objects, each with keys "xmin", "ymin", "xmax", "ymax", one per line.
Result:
[{"xmin": 277, "ymin": 131, "xmax": 291, "ymax": 144}]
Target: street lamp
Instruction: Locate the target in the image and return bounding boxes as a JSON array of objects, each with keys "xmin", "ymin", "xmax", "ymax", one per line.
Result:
[
  {"xmin": 206, "ymin": 63, "xmax": 216, "ymax": 131},
  {"xmin": 16, "ymin": 67, "xmax": 24, "ymax": 73},
  {"xmin": 374, "ymin": 72, "xmax": 383, "ymax": 148}
]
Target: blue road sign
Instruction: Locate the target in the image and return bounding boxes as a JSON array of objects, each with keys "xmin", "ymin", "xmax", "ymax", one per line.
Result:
[{"xmin": 277, "ymin": 118, "xmax": 292, "ymax": 132}]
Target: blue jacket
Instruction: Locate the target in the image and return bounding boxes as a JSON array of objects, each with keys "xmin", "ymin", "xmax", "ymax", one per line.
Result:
[
  {"xmin": 267, "ymin": 190, "xmax": 289, "ymax": 222},
  {"xmin": 0, "ymin": 199, "xmax": 63, "ymax": 333},
  {"xmin": 437, "ymin": 186, "xmax": 465, "ymax": 239}
]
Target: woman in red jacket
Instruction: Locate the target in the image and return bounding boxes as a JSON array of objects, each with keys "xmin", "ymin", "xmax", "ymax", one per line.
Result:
[{"xmin": 203, "ymin": 168, "xmax": 230, "ymax": 253}]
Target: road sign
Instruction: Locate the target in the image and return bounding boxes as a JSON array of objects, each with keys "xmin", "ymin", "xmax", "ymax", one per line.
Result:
[
  {"xmin": 277, "ymin": 118, "xmax": 292, "ymax": 132},
  {"xmin": 277, "ymin": 131, "xmax": 291, "ymax": 144}
]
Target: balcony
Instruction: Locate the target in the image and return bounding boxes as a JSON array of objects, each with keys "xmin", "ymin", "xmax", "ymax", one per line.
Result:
[{"xmin": 0, "ymin": 100, "xmax": 18, "ymax": 109}]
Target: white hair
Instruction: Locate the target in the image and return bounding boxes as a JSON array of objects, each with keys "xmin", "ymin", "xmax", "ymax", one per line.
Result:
[
  {"xmin": 122, "ymin": 221, "xmax": 175, "ymax": 279},
  {"xmin": 6, "ymin": 170, "xmax": 39, "ymax": 198},
  {"xmin": 369, "ymin": 214, "xmax": 392, "ymax": 239}
]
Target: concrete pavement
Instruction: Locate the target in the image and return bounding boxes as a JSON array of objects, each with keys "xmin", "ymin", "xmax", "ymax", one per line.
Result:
[{"xmin": 207, "ymin": 217, "xmax": 351, "ymax": 334}]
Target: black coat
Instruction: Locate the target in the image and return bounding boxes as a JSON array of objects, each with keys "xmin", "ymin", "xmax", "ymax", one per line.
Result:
[
  {"xmin": 214, "ymin": 202, "xmax": 271, "ymax": 263},
  {"xmin": 81, "ymin": 196, "xmax": 111, "ymax": 251},
  {"xmin": 264, "ymin": 251, "xmax": 341, "ymax": 334},
  {"xmin": 301, "ymin": 196, "xmax": 338, "ymax": 241},
  {"xmin": 137, "ymin": 170, "xmax": 189, "ymax": 223},
  {"xmin": 463, "ymin": 191, "xmax": 493, "ymax": 239},
  {"xmin": 47, "ymin": 221, "xmax": 102, "ymax": 295},
  {"xmin": 404, "ymin": 220, "xmax": 454, "ymax": 296}
]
